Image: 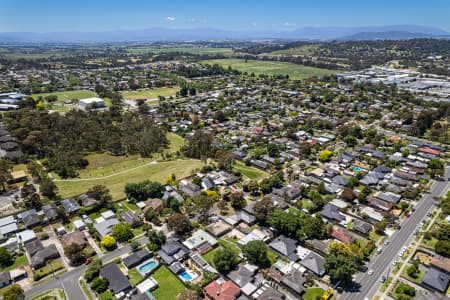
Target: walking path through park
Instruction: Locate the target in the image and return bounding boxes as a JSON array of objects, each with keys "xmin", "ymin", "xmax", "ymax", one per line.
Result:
[{"xmin": 52, "ymin": 160, "xmax": 166, "ymax": 182}]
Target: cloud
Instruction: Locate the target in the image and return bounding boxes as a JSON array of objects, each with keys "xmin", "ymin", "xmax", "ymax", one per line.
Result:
[{"xmin": 165, "ymin": 16, "xmax": 176, "ymax": 21}]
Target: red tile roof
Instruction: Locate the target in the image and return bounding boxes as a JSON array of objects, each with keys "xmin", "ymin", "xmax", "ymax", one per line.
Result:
[
  {"xmin": 419, "ymin": 147, "xmax": 440, "ymax": 156},
  {"xmin": 204, "ymin": 279, "xmax": 240, "ymax": 300},
  {"xmin": 330, "ymin": 226, "xmax": 353, "ymax": 244}
]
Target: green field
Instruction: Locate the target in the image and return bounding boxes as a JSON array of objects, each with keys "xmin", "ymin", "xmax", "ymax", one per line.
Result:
[
  {"xmin": 32, "ymin": 90, "xmax": 98, "ymax": 101},
  {"xmin": 55, "ymin": 159, "xmax": 204, "ymax": 200},
  {"xmin": 201, "ymin": 58, "xmax": 336, "ymax": 80},
  {"xmin": 263, "ymin": 45, "xmax": 320, "ymax": 56},
  {"xmin": 121, "ymin": 87, "xmax": 179, "ymax": 100},
  {"xmin": 126, "ymin": 46, "xmax": 233, "ymax": 56},
  {"xmin": 233, "ymin": 161, "xmax": 269, "ymax": 180},
  {"xmin": 152, "ymin": 266, "xmax": 186, "ymax": 299}
]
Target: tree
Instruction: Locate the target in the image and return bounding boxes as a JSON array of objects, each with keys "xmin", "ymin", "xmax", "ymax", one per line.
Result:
[
  {"xmin": 325, "ymin": 254, "xmax": 358, "ymax": 286},
  {"xmin": 3, "ymin": 284, "xmax": 25, "ymax": 300},
  {"xmin": 267, "ymin": 143, "xmax": 280, "ymax": 158},
  {"xmin": 213, "ymin": 248, "xmax": 239, "ymax": 273},
  {"xmin": 0, "ymin": 159, "xmax": 12, "ymax": 191},
  {"xmin": 319, "ymin": 149, "xmax": 333, "ymax": 162},
  {"xmin": 298, "ymin": 142, "xmax": 312, "ymax": 158},
  {"xmin": 130, "ymin": 241, "xmax": 140, "ymax": 252},
  {"xmin": 101, "ymin": 235, "xmax": 116, "ymax": 250},
  {"xmin": 147, "ymin": 230, "xmax": 166, "ymax": 252},
  {"xmin": 111, "ymin": 223, "xmax": 134, "ymax": 242},
  {"xmin": 182, "ymin": 129, "xmax": 214, "ymax": 160},
  {"xmin": 125, "ymin": 180, "xmax": 165, "ymax": 202},
  {"xmin": 84, "ymin": 259, "xmax": 102, "ymax": 282},
  {"xmin": 216, "ymin": 150, "xmax": 234, "ymax": 172},
  {"xmin": 242, "ymin": 240, "xmax": 270, "ymax": 267},
  {"xmin": 87, "ymin": 185, "xmax": 112, "ymax": 205},
  {"xmin": 230, "ymin": 191, "xmax": 246, "ymax": 209},
  {"xmin": 435, "ymin": 240, "xmax": 450, "ymax": 257},
  {"xmin": 0, "ymin": 247, "xmax": 12, "ymax": 267},
  {"xmin": 193, "ymin": 193, "xmax": 216, "ymax": 222},
  {"xmin": 64, "ymin": 243, "xmax": 86, "ymax": 266},
  {"xmin": 91, "ymin": 277, "xmax": 109, "ymax": 293},
  {"xmin": 144, "ymin": 208, "xmax": 160, "ymax": 224},
  {"xmin": 374, "ymin": 220, "xmax": 388, "ymax": 235},
  {"xmin": 40, "ymin": 177, "xmax": 57, "ymax": 199},
  {"xmin": 253, "ymin": 196, "xmax": 275, "ymax": 224},
  {"xmin": 407, "ymin": 260, "xmax": 420, "ymax": 279},
  {"xmin": 167, "ymin": 213, "xmax": 191, "ymax": 235}
]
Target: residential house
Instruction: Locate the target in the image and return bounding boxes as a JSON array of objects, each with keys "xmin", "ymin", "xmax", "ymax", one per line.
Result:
[
  {"xmin": 321, "ymin": 204, "xmax": 345, "ymax": 223},
  {"xmin": 223, "ymin": 211, "xmax": 256, "ymax": 226},
  {"xmin": 79, "ymin": 194, "xmax": 97, "ymax": 207},
  {"xmin": 100, "ymin": 263, "xmax": 131, "ymax": 295},
  {"xmin": 430, "ymin": 256, "xmax": 450, "ymax": 274},
  {"xmin": 422, "ymin": 267, "xmax": 449, "ymax": 293},
  {"xmin": 330, "ymin": 226, "xmax": 353, "ymax": 244},
  {"xmin": 203, "ymin": 278, "xmax": 240, "ymax": 300},
  {"xmin": 145, "ymin": 198, "xmax": 163, "ymax": 212},
  {"xmin": 157, "ymin": 238, "xmax": 189, "ymax": 265},
  {"xmin": 269, "ymin": 235, "xmax": 298, "ymax": 262},
  {"xmin": 42, "ymin": 203, "xmax": 58, "ymax": 222},
  {"xmin": 227, "ymin": 263, "xmax": 258, "ymax": 288},
  {"xmin": 62, "ymin": 198, "xmax": 80, "ymax": 214},
  {"xmin": 281, "ymin": 269, "xmax": 306, "ymax": 296},
  {"xmin": 61, "ymin": 231, "xmax": 87, "ymax": 248},
  {"xmin": 353, "ymin": 219, "xmax": 372, "ymax": 235},
  {"xmin": 300, "ymin": 251, "xmax": 326, "ymax": 277},
  {"xmin": 183, "ymin": 229, "xmax": 218, "ymax": 253},
  {"xmin": 120, "ymin": 210, "xmax": 141, "ymax": 227},
  {"xmin": 94, "ymin": 218, "xmax": 120, "ymax": 238},
  {"xmin": 205, "ymin": 220, "xmax": 232, "ymax": 237},
  {"xmin": 123, "ymin": 249, "xmax": 152, "ymax": 269}
]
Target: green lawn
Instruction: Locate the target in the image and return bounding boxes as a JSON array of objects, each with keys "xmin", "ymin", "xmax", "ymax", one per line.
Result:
[
  {"xmin": 55, "ymin": 159, "xmax": 204, "ymax": 200},
  {"xmin": 202, "ymin": 248, "xmax": 219, "ymax": 267},
  {"xmin": 201, "ymin": 58, "xmax": 337, "ymax": 80},
  {"xmin": 152, "ymin": 266, "xmax": 186, "ymax": 300},
  {"xmin": 303, "ymin": 288, "xmax": 325, "ymax": 300},
  {"xmin": 128, "ymin": 268, "xmax": 144, "ymax": 286},
  {"xmin": 233, "ymin": 161, "xmax": 269, "ymax": 181},
  {"xmin": 0, "ymin": 255, "xmax": 28, "ymax": 271},
  {"xmin": 32, "ymin": 90, "xmax": 98, "ymax": 101},
  {"xmin": 121, "ymin": 87, "xmax": 179, "ymax": 100},
  {"xmin": 34, "ymin": 259, "xmax": 63, "ymax": 281}
]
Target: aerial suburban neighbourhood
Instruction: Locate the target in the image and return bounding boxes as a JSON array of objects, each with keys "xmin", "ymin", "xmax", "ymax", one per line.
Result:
[{"xmin": 0, "ymin": 1, "xmax": 449, "ymax": 300}]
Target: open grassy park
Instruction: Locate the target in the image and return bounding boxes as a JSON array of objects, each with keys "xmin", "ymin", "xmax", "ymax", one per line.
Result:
[
  {"xmin": 55, "ymin": 159, "xmax": 204, "ymax": 200},
  {"xmin": 121, "ymin": 86, "xmax": 179, "ymax": 100},
  {"xmin": 201, "ymin": 58, "xmax": 337, "ymax": 80},
  {"xmin": 31, "ymin": 90, "xmax": 98, "ymax": 101},
  {"xmin": 54, "ymin": 132, "xmax": 196, "ymax": 200}
]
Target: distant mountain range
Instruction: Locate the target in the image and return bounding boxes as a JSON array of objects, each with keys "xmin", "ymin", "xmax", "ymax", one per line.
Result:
[{"xmin": 0, "ymin": 25, "xmax": 449, "ymax": 43}]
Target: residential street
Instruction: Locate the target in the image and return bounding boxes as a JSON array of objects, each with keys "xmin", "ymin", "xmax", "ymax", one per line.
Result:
[
  {"xmin": 25, "ymin": 236, "xmax": 149, "ymax": 300},
  {"xmin": 342, "ymin": 166, "xmax": 450, "ymax": 300}
]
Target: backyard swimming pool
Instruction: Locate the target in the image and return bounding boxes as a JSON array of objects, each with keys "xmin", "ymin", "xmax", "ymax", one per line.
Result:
[
  {"xmin": 179, "ymin": 269, "xmax": 197, "ymax": 282},
  {"xmin": 137, "ymin": 259, "xmax": 159, "ymax": 276}
]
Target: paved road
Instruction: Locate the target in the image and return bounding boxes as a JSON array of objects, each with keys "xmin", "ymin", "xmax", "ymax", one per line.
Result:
[
  {"xmin": 25, "ymin": 236, "xmax": 149, "ymax": 300},
  {"xmin": 342, "ymin": 167, "xmax": 450, "ymax": 300}
]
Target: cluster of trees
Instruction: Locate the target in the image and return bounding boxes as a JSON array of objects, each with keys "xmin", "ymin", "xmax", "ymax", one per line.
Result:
[
  {"xmin": 181, "ymin": 129, "xmax": 215, "ymax": 160},
  {"xmin": 268, "ymin": 209, "xmax": 328, "ymax": 242},
  {"xmin": 3, "ymin": 109, "xmax": 169, "ymax": 177},
  {"xmin": 325, "ymin": 241, "xmax": 360, "ymax": 286},
  {"xmin": 125, "ymin": 180, "xmax": 165, "ymax": 202},
  {"xmin": 395, "ymin": 282, "xmax": 416, "ymax": 300}
]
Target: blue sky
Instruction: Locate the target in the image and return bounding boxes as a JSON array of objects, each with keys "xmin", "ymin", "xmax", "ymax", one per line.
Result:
[{"xmin": 1, "ymin": 0, "xmax": 449, "ymax": 32}]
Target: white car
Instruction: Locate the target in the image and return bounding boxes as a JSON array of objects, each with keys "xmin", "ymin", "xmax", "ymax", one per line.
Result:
[
  {"xmin": 398, "ymin": 252, "xmax": 404, "ymax": 257},
  {"xmin": 368, "ymin": 270, "xmax": 374, "ymax": 276},
  {"xmin": 392, "ymin": 260, "xmax": 397, "ymax": 266}
]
